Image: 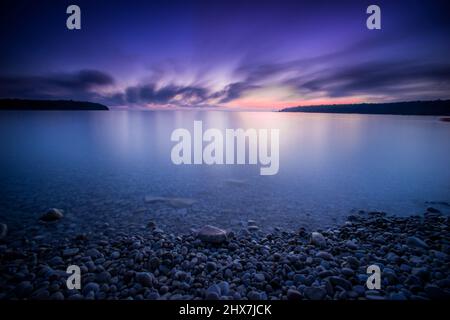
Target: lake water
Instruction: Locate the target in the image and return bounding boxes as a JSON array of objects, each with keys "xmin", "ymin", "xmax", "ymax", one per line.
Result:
[{"xmin": 0, "ymin": 111, "xmax": 449, "ymax": 238}]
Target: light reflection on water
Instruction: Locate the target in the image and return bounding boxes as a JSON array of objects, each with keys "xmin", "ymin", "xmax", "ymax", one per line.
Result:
[{"xmin": 0, "ymin": 111, "xmax": 449, "ymax": 235}]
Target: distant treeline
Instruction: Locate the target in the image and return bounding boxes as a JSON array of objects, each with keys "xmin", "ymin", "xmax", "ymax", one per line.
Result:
[
  {"xmin": 0, "ymin": 99, "xmax": 109, "ymax": 110},
  {"xmin": 280, "ymin": 100, "xmax": 450, "ymax": 116}
]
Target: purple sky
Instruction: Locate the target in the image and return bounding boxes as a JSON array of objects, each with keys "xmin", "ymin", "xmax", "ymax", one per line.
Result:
[{"xmin": 1, "ymin": 0, "xmax": 450, "ymax": 110}]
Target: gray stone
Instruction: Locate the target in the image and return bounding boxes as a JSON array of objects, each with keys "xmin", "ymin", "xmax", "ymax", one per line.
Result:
[
  {"xmin": 407, "ymin": 236, "xmax": 429, "ymax": 249},
  {"xmin": 205, "ymin": 291, "xmax": 220, "ymax": 300},
  {"xmin": 287, "ymin": 289, "xmax": 302, "ymax": 300},
  {"xmin": 329, "ymin": 276, "xmax": 352, "ymax": 290},
  {"xmin": 39, "ymin": 208, "xmax": 64, "ymax": 222},
  {"xmin": 341, "ymin": 268, "xmax": 354, "ymax": 277},
  {"xmin": 248, "ymin": 290, "xmax": 264, "ymax": 300},
  {"xmin": 136, "ymin": 272, "xmax": 154, "ymax": 287},
  {"xmin": 0, "ymin": 223, "xmax": 7, "ymax": 240},
  {"xmin": 197, "ymin": 225, "xmax": 227, "ymax": 244},
  {"xmin": 316, "ymin": 251, "xmax": 333, "ymax": 260},
  {"xmin": 206, "ymin": 284, "xmax": 221, "ymax": 296},
  {"xmin": 62, "ymin": 248, "xmax": 79, "ymax": 257},
  {"xmin": 50, "ymin": 292, "xmax": 65, "ymax": 300},
  {"xmin": 82, "ymin": 282, "xmax": 99, "ymax": 295},
  {"xmin": 311, "ymin": 232, "xmax": 326, "ymax": 247},
  {"xmin": 254, "ymin": 273, "xmax": 265, "ymax": 282},
  {"xmin": 390, "ymin": 292, "xmax": 407, "ymax": 300},
  {"xmin": 304, "ymin": 287, "xmax": 327, "ymax": 300},
  {"xmin": 425, "ymin": 285, "xmax": 449, "ymax": 299},
  {"xmin": 345, "ymin": 240, "xmax": 358, "ymax": 250},
  {"xmin": 206, "ymin": 261, "xmax": 217, "ymax": 272},
  {"xmin": 86, "ymin": 248, "xmax": 101, "ymax": 258},
  {"xmin": 218, "ymin": 281, "xmax": 230, "ymax": 296}
]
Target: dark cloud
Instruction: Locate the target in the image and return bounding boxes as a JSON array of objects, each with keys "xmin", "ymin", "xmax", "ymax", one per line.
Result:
[
  {"xmin": 212, "ymin": 82, "xmax": 260, "ymax": 103},
  {"xmin": 292, "ymin": 60, "xmax": 450, "ymax": 99},
  {"xmin": 48, "ymin": 70, "xmax": 114, "ymax": 91},
  {"xmin": 124, "ymin": 83, "xmax": 211, "ymax": 107},
  {"xmin": 230, "ymin": 42, "xmax": 450, "ymax": 103},
  {"xmin": 0, "ymin": 70, "xmax": 115, "ymax": 100},
  {"xmin": 0, "ymin": 69, "xmax": 216, "ymax": 107}
]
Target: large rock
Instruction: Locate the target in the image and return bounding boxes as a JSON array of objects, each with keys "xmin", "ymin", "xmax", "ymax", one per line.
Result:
[
  {"xmin": 167, "ymin": 198, "xmax": 196, "ymax": 208},
  {"xmin": 311, "ymin": 232, "xmax": 326, "ymax": 247},
  {"xmin": 144, "ymin": 196, "xmax": 196, "ymax": 208},
  {"xmin": 197, "ymin": 225, "xmax": 227, "ymax": 244},
  {"xmin": 225, "ymin": 179, "xmax": 247, "ymax": 186},
  {"xmin": 39, "ymin": 208, "xmax": 64, "ymax": 222},
  {"xmin": 0, "ymin": 223, "xmax": 7, "ymax": 240},
  {"xmin": 426, "ymin": 207, "xmax": 441, "ymax": 214}
]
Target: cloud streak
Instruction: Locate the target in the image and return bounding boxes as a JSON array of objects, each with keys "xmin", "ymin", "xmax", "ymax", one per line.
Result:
[
  {"xmin": 0, "ymin": 70, "xmax": 114, "ymax": 101},
  {"xmin": 1, "ymin": 46, "xmax": 450, "ymax": 109}
]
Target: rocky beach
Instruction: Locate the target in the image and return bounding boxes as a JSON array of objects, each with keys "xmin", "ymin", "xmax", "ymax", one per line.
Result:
[{"xmin": 1, "ymin": 207, "xmax": 449, "ymax": 300}]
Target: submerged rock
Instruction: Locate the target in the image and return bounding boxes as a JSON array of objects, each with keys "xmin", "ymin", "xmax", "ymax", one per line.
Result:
[
  {"xmin": 426, "ymin": 207, "xmax": 441, "ymax": 214},
  {"xmin": 144, "ymin": 196, "xmax": 196, "ymax": 208},
  {"xmin": 147, "ymin": 221, "xmax": 156, "ymax": 229},
  {"xmin": 225, "ymin": 179, "xmax": 247, "ymax": 186},
  {"xmin": 39, "ymin": 208, "xmax": 64, "ymax": 222},
  {"xmin": 167, "ymin": 198, "xmax": 197, "ymax": 208},
  {"xmin": 0, "ymin": 223, "xmax": 7, "ymax": 240},
  {"xmin": 197, "ymin": 225, "xmax": 227, "ymax": 244}
]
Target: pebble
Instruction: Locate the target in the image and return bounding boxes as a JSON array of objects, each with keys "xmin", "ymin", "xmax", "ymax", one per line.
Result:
[
  {"xmin": 136, "ymin": 272, "xmax": 154, "ymax": 287},
  {"xmin": 197, "ymin": 225, "xmax": 227, "ymax": 244},
  {"xmin": 329, "ymin": 276, "xmax": 352, "ymax": 290},
  {"xmin": 206, "ymin": 261, "xmax": 217, "ymax": 272},
  {"xmin": 287, "ymin": 289, "xmax": 302, "ymax": 300},
  {"xmin": 304, "ymin": 287, "xmax": 327, "ymax": 300},
  {"xmin": 0, "ymin": 223, "xmax": 7, "ymax": 240},
  {"xmin": 62, "ymin": 248, "xmax": 79, "ymax": 257},
  {"xmin": 82, "ymin": 282, "xmax": 100, "ymax": 296},
  {"xmin": 407, "ymin": 236, "xmax": 429, "ymax": 249},
  {"xmin": 1, "ymin": 209, "xmax": 449, "ymax": 301},
  {"xmin": 254, "ymin": 273, "xmax": 265, "ymax": 282},
  {"xmin": 39, "ymin": 208, "xmax": 64, "ymax": 222},
  {"xmin": 316, "ymin": 251, "xmax": 333, "ymax": 260},
  {"xmin": 311, "ymin": 232, "xmax": 326, "ymax": 247}
]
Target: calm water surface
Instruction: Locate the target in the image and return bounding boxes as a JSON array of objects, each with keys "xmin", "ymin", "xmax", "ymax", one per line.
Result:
[{"xmin": 0, "ymin": 111, "xmax": 449, "ymax": 238}]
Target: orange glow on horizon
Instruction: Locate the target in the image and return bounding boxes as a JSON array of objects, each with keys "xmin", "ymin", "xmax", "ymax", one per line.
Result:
[{"xmin": 225, "ymin": 96, "xmax": 367, "ymax": 110}]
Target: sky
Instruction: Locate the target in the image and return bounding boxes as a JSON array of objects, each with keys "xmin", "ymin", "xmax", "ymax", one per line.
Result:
[{"xmin": 0, "ymin": 0, "xmax": 449, "ymax": 110}]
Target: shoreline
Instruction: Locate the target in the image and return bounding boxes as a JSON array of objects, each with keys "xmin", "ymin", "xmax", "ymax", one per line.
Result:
[{"xmin": 0, "ymin": 208, "xmax": 449, "ymax": 300}]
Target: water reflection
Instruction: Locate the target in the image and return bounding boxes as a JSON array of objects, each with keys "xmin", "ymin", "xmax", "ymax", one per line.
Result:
[{"xmin": 0, "ymin": 111, "xmax": 449, "ymax": 234}]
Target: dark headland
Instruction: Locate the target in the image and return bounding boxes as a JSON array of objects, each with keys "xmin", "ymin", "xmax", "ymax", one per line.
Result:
[
  {"xmin": 280, "ymin": 100, "xmax": 450, "ymax": 116},
  {"xmin": 0, "ymin": 99, "xmax": 109, "ymax": 111}
]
